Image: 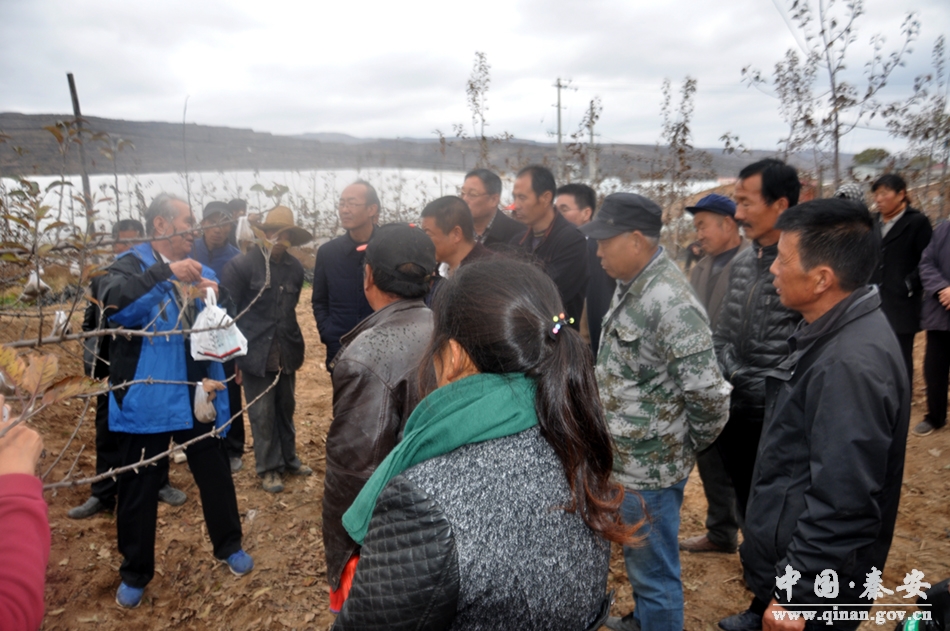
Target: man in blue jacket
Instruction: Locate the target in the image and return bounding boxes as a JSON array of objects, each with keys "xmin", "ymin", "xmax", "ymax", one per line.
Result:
[
  {"xmin": 191, "ymin": 200, "xmax": 246, "ymax": 471},
  {"xmin": 312, "ymin": 181, "xmax": 378, "ymax": 370},
  {"xmin": 100, "ymin": 193, "xmax": 253, "ymax": 609}
]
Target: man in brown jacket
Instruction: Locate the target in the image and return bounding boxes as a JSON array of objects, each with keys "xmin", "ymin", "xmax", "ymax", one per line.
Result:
[
  {"xmin": 321, "ymin": 223, "xmax": 437, "ymax": 612},
  {"xmin": 681, "ymin": 193, "xmax": 748, "ymax": 554}
]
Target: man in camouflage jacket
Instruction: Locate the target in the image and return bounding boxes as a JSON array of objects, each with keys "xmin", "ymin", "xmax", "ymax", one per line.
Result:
[{"xmin": 583, "ymin": 193, "xmax": 731, "ymax": 631}]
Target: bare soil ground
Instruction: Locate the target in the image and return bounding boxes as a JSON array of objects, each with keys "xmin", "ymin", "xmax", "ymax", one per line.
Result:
[{"xmin": 6, "ymin": 289, "xmax": 948, "ymax": 631}]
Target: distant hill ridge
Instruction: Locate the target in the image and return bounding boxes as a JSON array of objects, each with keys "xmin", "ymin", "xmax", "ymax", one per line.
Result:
[{"xmin": 0, "ymin": 112, "xmax": 845, "ymax": 178}]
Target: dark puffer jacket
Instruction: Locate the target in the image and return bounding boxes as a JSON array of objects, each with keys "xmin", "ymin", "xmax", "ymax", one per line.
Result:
[
  {"xmin": 713, "ymin": 242, "xmax": 802, "ymax": 415},
  {"xmin": 334, "ymin": 427, "xmax": 612, "ymax": 631}
]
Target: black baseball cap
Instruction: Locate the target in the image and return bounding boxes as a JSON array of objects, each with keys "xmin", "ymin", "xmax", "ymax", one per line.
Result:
[
  {"xmin": 363, "ymin": 223, "xmax": 437, "ymax": 283},
  {"xmin": 581, "ymin": 193, "xmax": 663, "ymax": 240},
  {"xmin": 202, "ymin": 201, "xmax": 232, "ymax": 222},
  {"xmin": 685, "ymin": 193, "xmax": 736, "ymax": 218}
]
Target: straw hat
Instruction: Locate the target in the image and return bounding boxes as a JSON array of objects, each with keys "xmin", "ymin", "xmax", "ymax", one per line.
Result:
[{"xmin": 255, "ymin": 206, "xmax": 313, "ymax": 246}]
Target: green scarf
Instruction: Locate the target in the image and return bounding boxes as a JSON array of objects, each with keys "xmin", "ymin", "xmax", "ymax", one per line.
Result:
[{"xmin": 342, "ymin": 372, "xmax": 539, "ymax": 544}]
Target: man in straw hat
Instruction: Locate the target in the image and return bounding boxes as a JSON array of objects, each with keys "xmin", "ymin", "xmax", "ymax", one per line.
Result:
[{"xmin": 221, "ymin": 205, "xmax": 314, "ymax": 493}]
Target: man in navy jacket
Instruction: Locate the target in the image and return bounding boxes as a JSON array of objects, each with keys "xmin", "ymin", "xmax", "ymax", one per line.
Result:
[{"xmin": 312, "ymin": 181, "xmax": 378, "ymax": 370}]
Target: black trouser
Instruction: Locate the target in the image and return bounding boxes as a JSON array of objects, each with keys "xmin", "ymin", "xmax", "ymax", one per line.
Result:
[
  {"xmin": 896, "ymin": 332, "xmax": 917, "ymax": 386},
  {"xmin": 714, "ymin": 408, "xmax": 763, "ymax": 520},
  {"xmin": 924, "ymin": 330, "xmax": 950, "ymax": 428},
  {"xmin": 92, "ymin": 392, "xmax": 169, "ymax": 505},
  {"xmin": 695, "ymin": 444, "xmax": 740, "ymax": 549},
  {"xmin": 222, "ymin": 360, "xmax": 245, "ymax": 457},
  {"xmin": 116, "ymin": 422, "xmax": 242, "ymax": 588}
]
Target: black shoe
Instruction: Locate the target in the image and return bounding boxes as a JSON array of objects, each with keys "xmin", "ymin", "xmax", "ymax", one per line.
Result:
[
  {"xmin": 158, "ymin": 485, "xmax": 187, "ymax": 506},
  {"xmin": 719, "ymin": 609, "xmax": 763, "ymax": 631},
  {"xmin": 604, "ymin": 613, "xmax": 640, "ymax": 631},
  {"xmin": 67, "ymin": 496, "xmax": 111, "ymax": 519}
]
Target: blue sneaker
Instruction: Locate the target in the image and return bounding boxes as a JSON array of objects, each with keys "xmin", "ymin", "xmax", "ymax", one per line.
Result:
[
  {"xmin": 221, "ymin": 550, "xmax": 254, "ymax": 577},
  {"xmin": 115, "ymin": 582, "xmax": 144, "ymax": 609}
]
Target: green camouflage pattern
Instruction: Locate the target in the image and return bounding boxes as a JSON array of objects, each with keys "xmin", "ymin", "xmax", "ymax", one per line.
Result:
[{"xmin": 596, "ymin": 251, "xmax": 731, "ymax": 490}]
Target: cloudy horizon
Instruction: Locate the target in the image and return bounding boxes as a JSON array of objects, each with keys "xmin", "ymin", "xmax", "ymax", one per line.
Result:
[{"xmin": 1, "ymin": 0, "xmax": 946, "ymax": 155}]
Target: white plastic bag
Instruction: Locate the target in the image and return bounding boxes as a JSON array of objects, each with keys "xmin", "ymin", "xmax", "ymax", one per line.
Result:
[
  {"xmin": 190, "ymin": 288, "xmax": 248, "ymax": 362},
  {"xmin": 193, "ymin": 378, "xmax": 225, "ymax": 424},
  {"xmin": 235, "ymin": 216, "xmax": 255, "ymax": 245}
]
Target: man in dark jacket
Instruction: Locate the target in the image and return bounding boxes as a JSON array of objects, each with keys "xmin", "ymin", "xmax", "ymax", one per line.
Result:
[
  {"xmin": 916, "ymin": 219, "xmax": 950, "ymax": 436},
  {"xmin": 420, "ymin": 195, "xmax": 493, "ymax": 282},
  {"xmin": 69, "ymin": 219, "xmax": 187, "ymax": 519},
  {"xmin": 312, "ymin": 181, "xmax": 378, "ymax": 370},
  {"xmin": 222, "ymin": 206, "xmax": 313, "ymax": 494},
  {"xmin": 869, "ymin": 173, "xmax": 933, "ymax": 385},
  {"xmin": 322, "ymin": 223, "xmax": 436, "ymax": 613},
  {"xmin": 680, "ymin": 194, "xmax": 749, "ymax": 555},
  {"xmin": 191, "ymin": 201, "xmax": 246, "ymax": 471},
  {"xmin": 461, "ymin": 168, "xmax": 523, "ymax": 250},
  {"xmin": 101, "ymin": 194, "xmax": 252, "ymax": 609},
  {"xmin": 713, "ymin": 160, "xmax": 802, "ymax": 531},
  {"xmin": 733, "ymin": 199, "xmax": 909, "ymax": 631},
  {"xmin": 556, "ymin": 183, "xmax": 615, "ymax": 356},
  {"xmin": 510, "ymin": 165, "xmax": 589, "ymax": 327}
]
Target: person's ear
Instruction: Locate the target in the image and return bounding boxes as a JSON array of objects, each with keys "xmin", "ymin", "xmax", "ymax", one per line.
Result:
[
  {"xmin": 439, "ymin": 339, "xmax": 477, "ymax": 386},
  {"xmin": 451, "ymin": 226, "xmax": 463, "ymax": 244},
  {"xmin": 363, "ymin": 264, "xmax": 374, "ymax": 294},
  {"xmin": 813, "ymin": 265, "xmax": 836, "ymax": 295},
  {"xmin": 773, "ymin": 197, "xmax": 790, "ymax": 216},
  {"xmin": 582, "ymin": 208, "xmax": 593, "ymax": 223},
  {"xmin": 540, "ymin": 190, "xmax": 554, "ymax": 207}
]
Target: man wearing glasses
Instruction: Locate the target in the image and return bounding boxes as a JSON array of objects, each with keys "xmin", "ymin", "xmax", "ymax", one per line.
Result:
[
  {"xmin": 460, "ymin": 168, "xmax": 523, "ymax": 251},
  {"xmin": 312, "ymin": 180, "xmax": 379, "ymax": 370}
]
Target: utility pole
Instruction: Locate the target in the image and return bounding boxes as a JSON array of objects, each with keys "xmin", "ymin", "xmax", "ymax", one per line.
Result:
[
  {"xmin": 182, "ymin": 95, "xmax": 191, "ymax": 210},
  {"xmin": 66, "ymin": 73, "xmax": 93, "ymax": 234},
  {"xmin": 587, "ymin": 99, "xmax": 597, "ymax": 183},
  {"xmin": 554, "ymin": 78, "xmax": 564, "ymax": 182}
]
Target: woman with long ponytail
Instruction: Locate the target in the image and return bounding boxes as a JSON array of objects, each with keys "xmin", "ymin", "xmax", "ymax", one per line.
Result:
[{"xmin": 335, "ymin": 257, "xmax": 640, "ymax": 631}]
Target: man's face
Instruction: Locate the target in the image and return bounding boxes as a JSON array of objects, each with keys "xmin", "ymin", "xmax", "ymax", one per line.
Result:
[
  {"xmin": 692, "ymin": 211, "xmax": 737, "ymax": 257},
  {"xmin": 154, "ymin": 201, "xmax": 196, "ymax": 261},
  {"xmin": 512, "ymin": 175, "xmax": 552, "ymax": 228},
  {"xmin": 113, "ymin": 229, "xmax": 141, "ymax": 256},
  {"xmin": 734, "ymin": 174, "xmax": 785, "ymax": 243},
  {"xmin": 770, "ymin": 230, "xmax": 815, "ymax": 314},
  {"xmin": 201, "ymin": 213, "xmax": 230, "ymax": 249},
  {"xmin": 873, "ymin": 186, "xmax": 906, "ymax": 219},
  {"xmin": 460, "ymin": 176, "xmax": 499, "ymax": 223},
  {"xmin": 596, "ymin": 231, "xmax": 642, "ymax": 281},
  {"xmin": 421, "ymin": 217, "xmax": 456, "ymax": 263},
  {"xmin": 339, "ymin": 184, "xmax": 378, "ymax": 231},
  {"xmin": 264, "ymin": 228, "xmax": 289, "ymax": 258},
  {"xmin": 555, "ymin": 193, "xmax": 592, "ymax": 226}
]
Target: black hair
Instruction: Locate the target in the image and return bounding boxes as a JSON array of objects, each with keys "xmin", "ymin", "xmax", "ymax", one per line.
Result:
[
  {"xmin": 423, "ymin": 258, "xmax": 640, "ymax": 545},
  {"xmin": 556, "ymin": 183, "xmax": 597, "ymax": 213},
  {"xmin": 517, "ymin": 165, "xmax": 557, "ymax": 200},
  {"xmin": 775, "ymin": 198, "xmax": 878, "ymax": 292},
  {"xmin": 369, "ymin": 262, "xmax": 430, "ymax": 299},
  {"xmin": 871, "ymin": 173, "xmax": 908, "ymax": 195},
  {"xmin": 464, "ymin": 168, "xmax": 502, "ymax": 196},
  {"xmin": 738, "ymin": 158, "xmax": 801, "ymax": 207},
  {"xmin": 112, "ymin": 219, "xmax": 145, "ymax": 239},
  {"xmin": 352, "ymin": 180, "xmax": 381, "ymax": 211},
  {"xmin": 227, "ymin": 198, "xmax": 247, "ymax": 213},
  {"xmin": 420, "ymin": 196, "xmax": 475, "ymax": 242}
]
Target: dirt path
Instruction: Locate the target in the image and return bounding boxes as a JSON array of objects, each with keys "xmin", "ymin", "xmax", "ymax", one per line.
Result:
[{"xmin": 13, "ymin": 289, "xmax": 950, "ymax": 630}]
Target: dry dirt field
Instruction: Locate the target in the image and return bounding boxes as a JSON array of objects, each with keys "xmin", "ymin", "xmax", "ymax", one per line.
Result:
[{"xmin": 7, "ymin": 288, "xmax": 949, "ymax": 631}]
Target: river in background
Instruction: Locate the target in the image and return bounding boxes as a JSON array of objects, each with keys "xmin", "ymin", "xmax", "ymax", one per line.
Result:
[{"xmin": 1, "ymin": 168, "xmax": 720, "ymax": 238}]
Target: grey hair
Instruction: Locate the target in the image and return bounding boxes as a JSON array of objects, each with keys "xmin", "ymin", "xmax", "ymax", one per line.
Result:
[
  {"xmin": 641, "ymin": 233, "xmax": 660, "ymax": 248},
  {"xmin": 144, "ymin": 193, "xmax": 187, "ymax": 236}
]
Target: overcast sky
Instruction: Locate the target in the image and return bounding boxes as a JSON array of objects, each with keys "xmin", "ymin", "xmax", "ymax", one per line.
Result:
[{"xmin": 1, "ymin": 0, "xmax": 947, "ymax": 155}]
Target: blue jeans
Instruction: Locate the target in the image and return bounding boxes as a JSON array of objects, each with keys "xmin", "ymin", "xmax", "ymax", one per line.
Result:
[{"xmin": 620, "ymin": 477, "xmax": 687, "ymax": 631}]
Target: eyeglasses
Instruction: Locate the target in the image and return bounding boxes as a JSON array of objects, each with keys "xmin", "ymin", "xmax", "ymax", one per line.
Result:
[
  {"xmin": 338, "ymin": 200, "xmax": 368, "ymax": 210},
  {"xmin": 459, "ymin": 190, "xmax": 489, "ymax": 200}
]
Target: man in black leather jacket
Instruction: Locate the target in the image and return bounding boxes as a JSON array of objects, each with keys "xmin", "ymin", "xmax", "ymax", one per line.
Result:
[
  {"xmin": 322, "ymin": 224, "xmax": 436, "ymax": 612},
  {"xmin": 713, "ymin": 159, "xmax": 803, "ymax": 631}
]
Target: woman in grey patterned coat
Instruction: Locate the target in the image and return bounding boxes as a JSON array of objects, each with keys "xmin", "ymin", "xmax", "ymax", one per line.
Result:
[{"xmin": 333, "ymin": 258, "xmax": 642, "ymax": 631}]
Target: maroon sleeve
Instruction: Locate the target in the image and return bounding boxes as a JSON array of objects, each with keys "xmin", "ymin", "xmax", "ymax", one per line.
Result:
[{"xmin": 0, "ymin": 474, "xmax": 50, "ymax": 631}]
